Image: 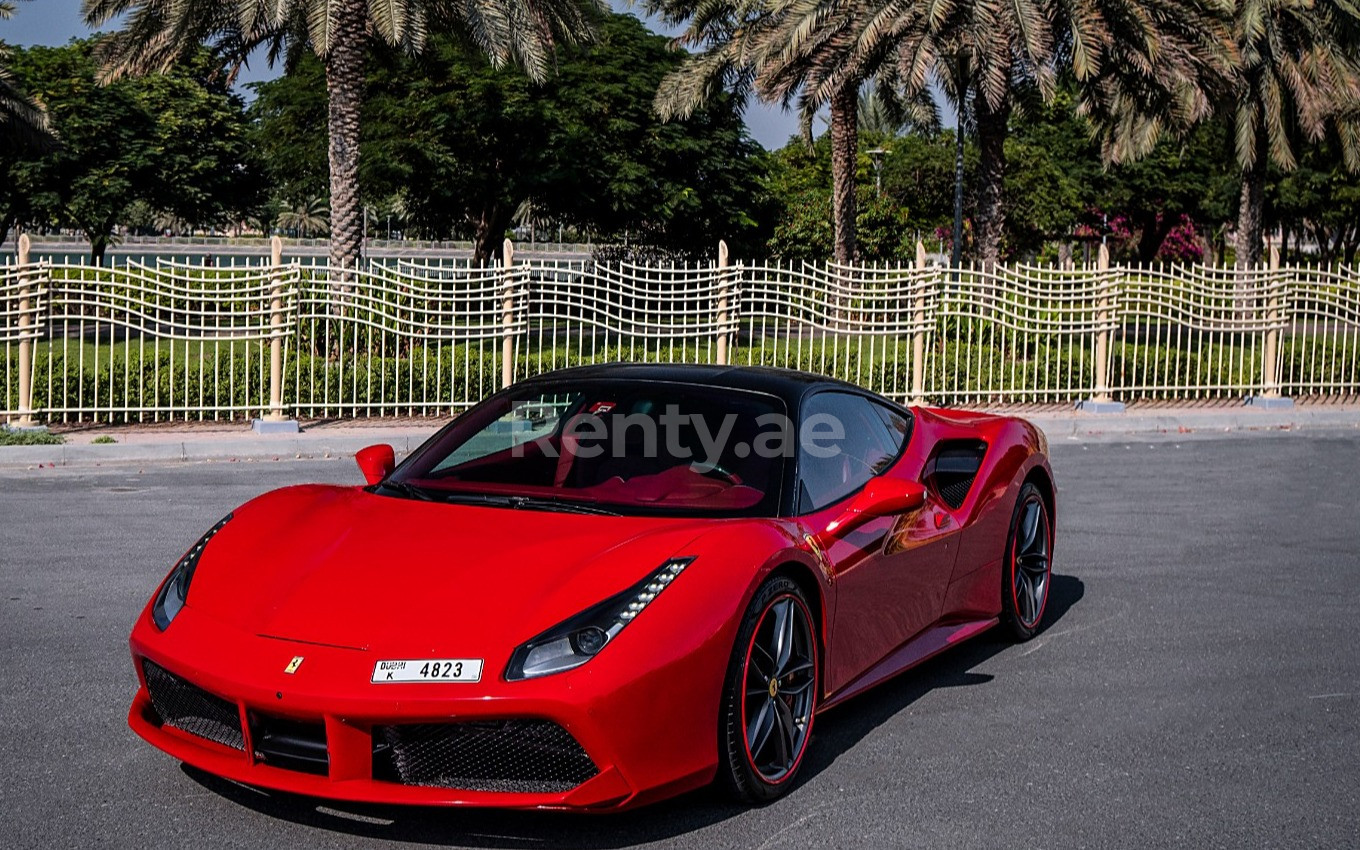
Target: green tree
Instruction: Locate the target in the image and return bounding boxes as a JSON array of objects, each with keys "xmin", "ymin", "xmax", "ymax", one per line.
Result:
[
  {"xmin": 5, "ymin": 41, "xmax": 258, "ymax": 260},
  {"xmin": 84, "ymin": 0, "xmax": 601, "ymax": 270},
  {"xmin": 1273, "ymin": 138, "xmax": 1360, "ymax": 264},
  {"xmin": 764, "ymin": 132, "xmax": 915, "ymax": 261},
  {"xmin": 0, "ymin": 0, "xmax": 52, "ymax": 153},
  {"xmin": 1094, "ymin": 119, "xmax": 1237, "ymax": 262},
  {"xmin": 250, "ymin": 14, "xmax": 769, "ymax": 262},
  {"xmin": 878, "ymin": 131, "xmax": 967, "ymax": 241}
]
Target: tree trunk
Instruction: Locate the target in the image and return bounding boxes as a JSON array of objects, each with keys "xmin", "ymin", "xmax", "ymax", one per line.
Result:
[
  {"xmin": 325, "ymin": 3, "xmax": 368, "ymax": 276},
  {"xmin": 829, "ymin": 86, "xmax": 859, "ymax": 265},
  {"xmin": 473, "ymin": 202, "xmax": 512, "ymax": 266},
  {"xmin": 973, "ymin": 93, "xmax": 1010, "ymax": 269},
  {"xmin": 952, "ymin": 122, "xmax": 965, "ymax": 267},
  {"xmin": 87, "ymin": 227, "xmax": 110, "ymax": 264},
  {"xmin": 1236, "ymin": 156, "xmax": 1266, "ymax": 269},
  {"xmin": 1136, "ymin": 212, "xmax": 1174, "ymax": 263}
]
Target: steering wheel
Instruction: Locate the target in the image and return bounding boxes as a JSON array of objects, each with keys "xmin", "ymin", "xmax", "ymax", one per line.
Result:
[{"xmin": 692, "ymin": 462, "xmax": 743, "ymax": 485}]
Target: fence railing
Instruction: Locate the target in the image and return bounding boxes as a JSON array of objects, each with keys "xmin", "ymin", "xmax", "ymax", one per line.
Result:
[{"xmin": 3, "ymin": 235, "xmax": 1357, "ymax": 424}]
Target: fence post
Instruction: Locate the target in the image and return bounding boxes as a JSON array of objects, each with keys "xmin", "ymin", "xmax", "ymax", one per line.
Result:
[
  {"xmin": 1247, "ymin": 241, "xmax": 1293, "ymax": 408},
  {"xmin": 1263, "ymin": 244, "xmax": 1280, "ymax": 398},
  {"xmin": 13, "ymin": 233, "xmax": 37, "ymax": 428},
  {"xmin": 252, "ymin": 236, "xmax": 299, "ymax": 433},
  {"xmin": 502, "ymin": 238, "xmax": 515, "ymax": 390},
  {"xmin": 716, "ymin": 239, "xmax": 730, "ymax": 366},
  {"xmin": 1076, "ymin": 243, "xmax": 1124, "ymax": 413},
  {"xmin": 910, "ymin": 241, "xmax": 928, "ymax": 405}
]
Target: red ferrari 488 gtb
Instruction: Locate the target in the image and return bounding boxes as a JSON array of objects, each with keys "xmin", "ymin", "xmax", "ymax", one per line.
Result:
[{"xmin": 129, "ymin": 364, "xmax": 1055, "ymax": 810}]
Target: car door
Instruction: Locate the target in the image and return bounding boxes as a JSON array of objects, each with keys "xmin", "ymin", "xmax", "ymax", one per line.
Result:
[{"xmin": 798, "ymin": 393, "xmax": 958, "ymax": 693}]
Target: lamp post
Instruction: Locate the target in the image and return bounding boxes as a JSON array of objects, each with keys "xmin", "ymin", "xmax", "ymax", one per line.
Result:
[
  {"xmin": 866, "ymin": 148, "xmax": 889, "ymax": 197},
  {"xmin": 950, "ymin": 51, "xmax": 970, "ymax": 271}
]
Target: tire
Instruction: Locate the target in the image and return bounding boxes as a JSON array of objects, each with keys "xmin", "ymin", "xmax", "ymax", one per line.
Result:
[
  {"xmin": 717, "ymin": 575, "xmax": 819, "ymax": 803},
  {"xmin": 1000, "ymin": 481, "xmax": 1053, "ymax": 641}
]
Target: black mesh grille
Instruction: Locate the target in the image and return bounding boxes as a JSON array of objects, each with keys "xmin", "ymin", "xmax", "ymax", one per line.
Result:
[
  {"xmin": 936, "ymin": 474, "xmax": 976, "ymax": 508},
  {"xmin": 373, "ymin": 720, "xmax": 598, "ymax": 793},
  {"xmin": 250, "ymin": 713, "xmax": 329, "ymax": 776},
  {"xmin": 932, "ymin": 441, "xmax": 987, "ymax": 509},
  {"xmin": 142, "ymin": 659, "xmax": 244, "ymax": 750}
]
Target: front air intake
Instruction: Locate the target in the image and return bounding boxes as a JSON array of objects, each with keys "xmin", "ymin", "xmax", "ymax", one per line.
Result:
[
  {"xmin": 141, "ymin": 659, "xmax": 244, "ymax": 751},
  {"xmin": 373, "ymin": 720, "xmax": 598, "ymax": 793},
  {"xmin": 250, "ymin": 713, "xmax": 329, "ymax": 776}
]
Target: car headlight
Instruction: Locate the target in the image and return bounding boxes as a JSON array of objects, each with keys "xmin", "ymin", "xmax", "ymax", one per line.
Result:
[
  {"xmin": 505, "ymin": 557, "xmax": 693, "ymax": 681},
  {"xmin": 151, "ymin": 513, "xmax": 232, "ymax": 630}
]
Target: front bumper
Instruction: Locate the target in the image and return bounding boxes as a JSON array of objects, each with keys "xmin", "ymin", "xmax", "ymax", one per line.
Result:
[{"xmin": 128, "ymin": 607, "xmax": 725, "ymax": 811}]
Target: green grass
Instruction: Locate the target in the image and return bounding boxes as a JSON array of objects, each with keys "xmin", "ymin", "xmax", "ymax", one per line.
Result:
[
  {"xmin": 91, "ymin": 435, "xmax": 117, "ymax": 444},
  {"xmin": 0, "ymin": 429, "xmax": 65, "ymax": 446}
]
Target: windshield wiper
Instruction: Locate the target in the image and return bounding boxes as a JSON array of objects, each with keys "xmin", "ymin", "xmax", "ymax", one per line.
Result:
[
  {"xmin": 376, "ymin": 484, "xmax": 617, "ymax": 515},
  {"xmin": 375, "ymin": 480, "xmax": 435, "ymax": 502},
  {"xmin": 505, "ymin": 496, "xmax": 619, "ymax": 516}
]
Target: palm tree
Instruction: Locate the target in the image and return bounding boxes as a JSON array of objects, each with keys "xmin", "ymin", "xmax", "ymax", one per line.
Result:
[
  {"xmin": 0, "ymin": 0, "xmax": 55, "ymax": 151},
  {"xmin": 82, "ymin": 0, "xmax": 600, "ymax": 271},
  {"xmin": 823, "ymin": 0, "xmax": 1235, "ymax": 267},
  {"xmin": 1217, "ymin": 0, "xmax": 1360, "ymax": 267},
  {"xmin": 649, "ymin": 0, "xmax": 871, "ymax": 263},
  {"xmin": 857, "ymin": 87, "xmax": 933, "ymax": 136},
  {"xmin": 277, "ymin": 196, "xmax": 330, "ymax": 238}
]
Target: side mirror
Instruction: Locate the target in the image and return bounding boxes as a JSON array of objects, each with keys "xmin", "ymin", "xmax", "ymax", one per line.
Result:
[
  {"xmin": 820, "ymin": 478, "xmax": 927, "ymax": 542},
  {"xmin": 355, "ymin": 444, "xmax": 396, "ymax": 486}
]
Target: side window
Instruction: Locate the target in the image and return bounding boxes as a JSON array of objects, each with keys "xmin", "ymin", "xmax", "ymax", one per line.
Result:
[
  {"xmin": 797, "ymin": 392, "xmax": 903, "ymax": 513},
  {"xmin": 870, "ymin": 401, "xmax": 911, "ymax": 455}
]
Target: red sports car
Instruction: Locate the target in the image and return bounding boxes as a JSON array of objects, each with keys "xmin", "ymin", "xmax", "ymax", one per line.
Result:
[{"xmin": 129, "ymin": 364, "xmax": 1055, "ymax": 810}]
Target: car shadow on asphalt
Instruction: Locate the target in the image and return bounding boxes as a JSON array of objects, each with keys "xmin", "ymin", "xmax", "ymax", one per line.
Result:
[{"xmin": 181, "ymin": 574, "xmax": 1085, "ymax": 847}]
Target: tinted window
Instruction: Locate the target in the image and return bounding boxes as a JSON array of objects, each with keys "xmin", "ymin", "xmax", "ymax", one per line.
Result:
[
  {"xmin": 797, "ymin": 392, "xmax": 905, "ymax": 513},
  {"xmin": 391, "ymin": 381, "xmax": 788, "ymax": 517},
  {"xmin": 870, "ymin": 400, "xmax": 911, "ymax": 455}
]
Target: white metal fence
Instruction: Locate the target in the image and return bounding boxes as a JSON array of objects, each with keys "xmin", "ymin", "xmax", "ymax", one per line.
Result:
[{"xmin": 3, "ymin": 237, "xmax": 1357, "ymax": 424}]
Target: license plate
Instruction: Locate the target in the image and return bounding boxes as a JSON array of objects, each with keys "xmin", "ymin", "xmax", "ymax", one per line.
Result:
[{"xmin": 371, "ymin": 659, "xmax": 483, "ymax": 683}]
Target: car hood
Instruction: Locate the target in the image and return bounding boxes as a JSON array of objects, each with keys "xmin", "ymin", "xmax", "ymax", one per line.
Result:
[{"xmin": 184, "ymin": 484, "xmax": 714, "ymax": 652}]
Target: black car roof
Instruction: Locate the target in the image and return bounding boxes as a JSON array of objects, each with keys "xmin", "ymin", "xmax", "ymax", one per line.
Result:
[{"xmin": 520, "ymin": 363, "xmax": 871, "ymax": 410}]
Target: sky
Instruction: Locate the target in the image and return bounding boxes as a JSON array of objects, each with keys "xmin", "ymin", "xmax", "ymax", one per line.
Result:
[{"xmin": 3, "ymin": 0, "xmax": 804, "ymax": 149}]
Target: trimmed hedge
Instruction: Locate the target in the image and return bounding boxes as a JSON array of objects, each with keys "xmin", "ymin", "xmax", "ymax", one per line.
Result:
[{"xmin": 5, "ymin": 333, "xmax": 1356, "ymax": 422}]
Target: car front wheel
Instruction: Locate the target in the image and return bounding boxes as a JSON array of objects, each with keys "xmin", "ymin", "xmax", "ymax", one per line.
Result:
[{"xmin": 718, "ymin": 575, "xmax": 819, "ymax": 803}]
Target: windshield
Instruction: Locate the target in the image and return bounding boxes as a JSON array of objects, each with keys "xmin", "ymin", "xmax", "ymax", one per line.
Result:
[{"xmin": 390, "ymin": 380, "xmax": 789, "ymax": 516}]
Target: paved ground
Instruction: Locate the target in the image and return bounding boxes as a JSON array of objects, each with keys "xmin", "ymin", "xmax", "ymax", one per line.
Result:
[{"xmin": 2, "ymin": 431, "xmax": 1358, "ymax": 849}]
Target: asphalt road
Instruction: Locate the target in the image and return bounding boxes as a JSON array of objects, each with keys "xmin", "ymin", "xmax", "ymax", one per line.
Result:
[{"xmin": 2, "ymin": 432, "xmax": 1358, "ymax": 849}]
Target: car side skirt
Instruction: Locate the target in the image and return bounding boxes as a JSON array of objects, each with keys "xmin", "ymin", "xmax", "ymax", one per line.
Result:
[{"xmin": 818, "ymin": 616, "xmax": 998, "ymax": 712}]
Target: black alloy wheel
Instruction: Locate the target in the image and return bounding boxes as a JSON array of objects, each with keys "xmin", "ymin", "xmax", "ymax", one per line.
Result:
[
  {"xmin": 718, "ymin": 576, "xmax": 818, "ymax": 802},
  {"xmin": 1001, "ymin": 481, "xmax": 1052, "ymax": 640}
]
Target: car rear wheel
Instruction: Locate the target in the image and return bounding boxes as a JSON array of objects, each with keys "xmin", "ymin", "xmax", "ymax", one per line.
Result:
[
  {"xmin": 1000, "ymin": 482, "xmax": 1053, "ymax": 640},
  {"xmin": 718, "ymin": 575, "xmax": 818, "ymax": 803}
]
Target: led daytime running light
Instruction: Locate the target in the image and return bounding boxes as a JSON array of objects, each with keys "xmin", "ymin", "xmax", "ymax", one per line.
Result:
[{"xmin": 505, "ymin": 557, "xmax": 694, "ymax": 680}]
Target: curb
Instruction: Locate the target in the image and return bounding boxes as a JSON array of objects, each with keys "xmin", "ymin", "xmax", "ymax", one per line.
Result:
[
  {"xmin": 2, "ymin": 407, "xmax": 1357, "ymax": 469},
  {"xmin": 1028, "ymin": 407, "xmax": 1360, "ymax": 440},
  {"xmin": 0, "ymin": 432, "xmax": 431, "ymax": 469}
]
